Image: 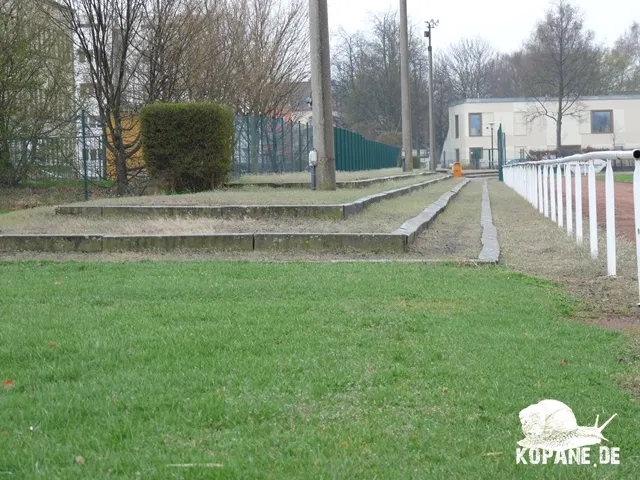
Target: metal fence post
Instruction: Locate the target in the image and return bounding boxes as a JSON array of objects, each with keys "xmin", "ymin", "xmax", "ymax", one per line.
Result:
[
  {"xmin": 81, "ymin": 110, "xmax": 89, "ymax": 201},
  {"xmin": 298, "ymin": 122, "xmax": 302, "ymax": 172}
]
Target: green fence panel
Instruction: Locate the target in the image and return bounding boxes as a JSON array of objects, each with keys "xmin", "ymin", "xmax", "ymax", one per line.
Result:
[{"xmin": 233, "ymin": 114, "xmax": 401, "ymax": 175}]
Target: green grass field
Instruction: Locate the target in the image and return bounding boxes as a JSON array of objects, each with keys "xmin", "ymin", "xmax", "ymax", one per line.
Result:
[
  {"xmin": 613, "ymin": 173, "xmax": 633, "ymax": 183},
  {"xmin": 597, "ymin": 173, "xmax": 633, "ymax": 183},
  {"xmin": 1, "ymin": 261, "xmax": 639, "ymax": 479}
]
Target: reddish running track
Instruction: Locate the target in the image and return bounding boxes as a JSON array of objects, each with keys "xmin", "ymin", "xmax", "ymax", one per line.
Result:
[{"xmin": 579, "ymin": 178, "xmax": 636, "ymax": 245}]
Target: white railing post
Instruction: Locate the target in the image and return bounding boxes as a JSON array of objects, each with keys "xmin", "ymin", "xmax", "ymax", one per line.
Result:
[
  {"xmin": 634, "ymin": 159, "xmax": 640, "ymax": 305},
  {"xmin": 605, "ymin": 160, "xmax": 616, "ymax": 276},
  {"xmin": 566, "ymin": 162, "xmax": 573, "ymax": 235},
  {"xmin": 550, "ymin": 165, "xmax": 557, "ymax": 223},
  {"xmin": 575, "ymin": 163, "xmax": 583, "ymax": 245},
  {"xmin": 588, "ymin": 160, "xmax": 598, "ymax": 259},
  {"xmin": 531, "ymin": 166, "xmax": 537, "ymax": 207},
  {"xmin": 543, "ymin": 166, "xmax": 549, "ymax": 217},
  {"xmin": 503, "ymin": 149, "xmax": 640, "ymax": 303},
  {"xmin": 556, "ymin": 164, "xmax": 563, "ymax": 228},
  {"xmin": 538, "ymin": 165, "xmax": 544, "ymax": 214}
]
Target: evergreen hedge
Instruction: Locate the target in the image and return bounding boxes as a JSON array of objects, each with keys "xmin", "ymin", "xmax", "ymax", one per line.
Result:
[{"xmin": 140, "ymin": 103, "xmax": 234, "ymax": 192}]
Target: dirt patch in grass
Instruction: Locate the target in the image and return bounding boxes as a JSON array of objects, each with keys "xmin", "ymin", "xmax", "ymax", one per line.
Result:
[
  {"xmin": 0, "ymin": 178, "xmax": 462, "ymax": 235},
  {"xmin": 583, "ymin": 315, "xmax": 640, "ymax": 332},
  {"xmin": 410, "ymin": 179, "xmax": 483, "ymax": 260},
  {"xmin": 489, "ymin": 179, "xmax": 639, "ymax": 315}
]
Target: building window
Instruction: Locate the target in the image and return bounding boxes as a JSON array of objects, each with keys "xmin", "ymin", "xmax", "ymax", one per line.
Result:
[
  {"xmin": 455, "ymin": 148, "xmax": 460, "ymax": 161},
  {"xmin": 469, "ymin": 147, "xmax": 483, "ymax": 165},
  {"xmin": 469, "ymin": 113, "xmax": 482, "ymax": 137},
  {"xmin": 454, "ymin": 115, "xmax": 459, "ymax": 138},
  {"xmin": 591, "ymin": 110, "xmax": 613, "ymax": 134}
]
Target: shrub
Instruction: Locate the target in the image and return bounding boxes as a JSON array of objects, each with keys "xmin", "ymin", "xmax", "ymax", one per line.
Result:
[{"xmin": 140, "ymin": 103, "xmax": 234, "ymax": 192}]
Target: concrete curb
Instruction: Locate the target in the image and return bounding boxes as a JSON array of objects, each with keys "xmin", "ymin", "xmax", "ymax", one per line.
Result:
[
  {"xmin": 392, "ymin": 179, "xmax": 471, "ymax": 244},
  {"xmin": 254, "ymin": 233, "xmax": 407, "ymax": 252},
  {"xmin": 225, "ymin": 171, "xmax": 435, "ymax": 189},
  {"xmin": 0, "ymin": 234, "xmax": 104, "ymax": 253},
  {"xmin": 478, "ymin": 180, "xmax": 500, "ymax": 263},
  {"xmin": 56, "ymin": 176, "xmax": 451, "ymax": 220},
  {"xmin": 0, "ymin": 232, "xmax": 406, "ymax": 253}
]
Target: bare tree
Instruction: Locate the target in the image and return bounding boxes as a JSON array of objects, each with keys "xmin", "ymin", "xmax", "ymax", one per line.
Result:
[
  {"xmin": 1, "ymin": 0, "xmax": 76, "ymax": 186},
  {"xmin": 442, "ymin": 37, "xmax": 498, "ymax": 100},
  {"xmin": 183, "ymin": 0, "xmax": 246, "ymax": 106},
  {"xmin": 604, "ymin": 22, "xmax": 640, "ymax": 94},
  {"xmin": 522, "ymin": 0, "xmax": 603, "ymax": 155},
  {"xmin": 133, "ymin": 0, "xmax": 202, "ymax": 104},
  {"xmin": 236, "ymin": 0, "xmax": 309, "ymax": 115},
  {"xmin": 56, "ymin": 0, "xmax": 145, "ymax": 195},
  {"xmin": 331, "ymin": 11, "xmax": 428, "ymax": 151}
]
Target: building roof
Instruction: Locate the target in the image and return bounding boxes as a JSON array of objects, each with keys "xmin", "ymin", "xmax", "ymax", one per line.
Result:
[{"xmin": 450, "ymin": 94, "xmax": 640, "ymax": 108}]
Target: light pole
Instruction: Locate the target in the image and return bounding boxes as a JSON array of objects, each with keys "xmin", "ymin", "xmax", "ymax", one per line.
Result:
[
  {"xmin": 400, "ymin": 0, "xmax": 413, "ymax": 171},
  {"xmin": 424, "ymin": 19, "xmax": 438, "ymax": 171},
  {"xmin": 487, "ymin": 121, "xmax": 496, "ymax": 168},
  {"xmin": 309, "ymin": 0, "xmax": 336, "ymax": 190}
]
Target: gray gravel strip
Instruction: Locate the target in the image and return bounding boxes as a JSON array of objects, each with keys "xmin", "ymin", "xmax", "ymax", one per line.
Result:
[
  {"xmin": 478, "ymin": 180, "xmax": 500, "ymax": 263},
  {"xmin": 392, "ymin": 179, "xmax": 471, "ymax": 244}
]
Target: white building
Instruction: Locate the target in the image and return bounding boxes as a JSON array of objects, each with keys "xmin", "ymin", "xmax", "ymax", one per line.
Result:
[{"xmin": 440, "ymin": 95, "xmax": 640, "ymax": 167}]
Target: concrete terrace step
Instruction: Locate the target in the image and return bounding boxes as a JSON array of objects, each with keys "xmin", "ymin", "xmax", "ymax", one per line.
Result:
[
  {"xmin": 1, "ymin": 179, "xmax": 474, "ymax": 254},
  {"xmin": 56, "ymin": 176, "xmax": 452, "ymax": 220},
  {"xmin": 226, "ymin": 171, "xmax": 436, "ymax": 189}
]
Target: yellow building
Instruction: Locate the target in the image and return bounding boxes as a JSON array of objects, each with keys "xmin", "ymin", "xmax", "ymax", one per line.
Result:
[{"xmin": 105, "ymin": 113, "xmax": 146, "ymax": 180}]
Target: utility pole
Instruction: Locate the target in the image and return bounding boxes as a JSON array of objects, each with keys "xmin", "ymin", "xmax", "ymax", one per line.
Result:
[
  {"xmin": 425, "ymin": 20, "xmax": 438, "ymax": 171},
  {"xmin": 399, "ymin": 0, "xmax": 412, "ymax": 171},
  {"xmin": 309, "ymin": 0, "xmax": 336, "ymax": 190}
]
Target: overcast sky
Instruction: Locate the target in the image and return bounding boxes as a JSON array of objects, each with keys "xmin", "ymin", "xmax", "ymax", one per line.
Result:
[{"xmin": 326, "ymin": 0, "xmax": 640, "ymax": 52}]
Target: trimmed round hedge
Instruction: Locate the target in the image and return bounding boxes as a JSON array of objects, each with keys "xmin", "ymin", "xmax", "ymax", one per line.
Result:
[{"xmin": 140, "ymin": 103, "xmax": 234, "ymax": 192}]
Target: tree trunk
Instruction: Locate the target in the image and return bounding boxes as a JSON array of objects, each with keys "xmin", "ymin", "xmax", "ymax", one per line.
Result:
[
  {"xmin": 112, "ymin": 124, "xmax": 129, "ymax": 196},
  {"xmin": 556, "ymin": 97, "xmax": 563, "ymax": 157},
  {"xmin": 114, "ymin": 143, "xmax": 128, "ymax": 196}
]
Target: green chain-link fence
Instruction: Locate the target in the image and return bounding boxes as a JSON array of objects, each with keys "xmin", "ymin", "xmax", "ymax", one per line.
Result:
[
  {"xmin": 1, "ymin": 114, "xmax": 108, "ymax": 186},
  {"xmin": 4, "ymin": 113, "xmax": 402, "ymax": 185},
  {"xmin": 233, "ymin": 115, "xmax": 401, "ymax": 176}
]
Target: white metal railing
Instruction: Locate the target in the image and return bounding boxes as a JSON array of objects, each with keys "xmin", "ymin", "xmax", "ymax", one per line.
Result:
[{"xmin": 503, "ymin": 149, "xmax": 640, "ymax": 304}]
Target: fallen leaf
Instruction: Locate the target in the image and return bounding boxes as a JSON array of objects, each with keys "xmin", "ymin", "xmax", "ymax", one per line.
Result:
[
  {"xmin": 48, "ymin": 342, "xmax": 56, "ymax": 349},
  {"xmin": 55, "ymin": 280, "xmax": 63, "ymax": 285},
  {"xmin": 559, "ymin": 360, "xmax": 568, "ymax": 366},
  {"xmin": 2, "ymin": 379, "xmax": 14, "ymax": 390},
  {"xmin": 277, "ymin": 340, "xmax": 283, "ymax": 344},
  {"xmin": 1, "ymin": 431, "xmax": 8, "ymax": 437},
  {"xmin": 481, "ymin": 451, "xmax": 504, "ymax": 457},
  {"xmin": 442, "ymin": 387, "xmax": 449, "ymax": 393},
  {"xmin": 617, "ymin": 358, "xmax": 627, "ymax": 364},
  {"xmin": 74, "ymin": 456, "xmax": 85, "ymax": 465}
]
